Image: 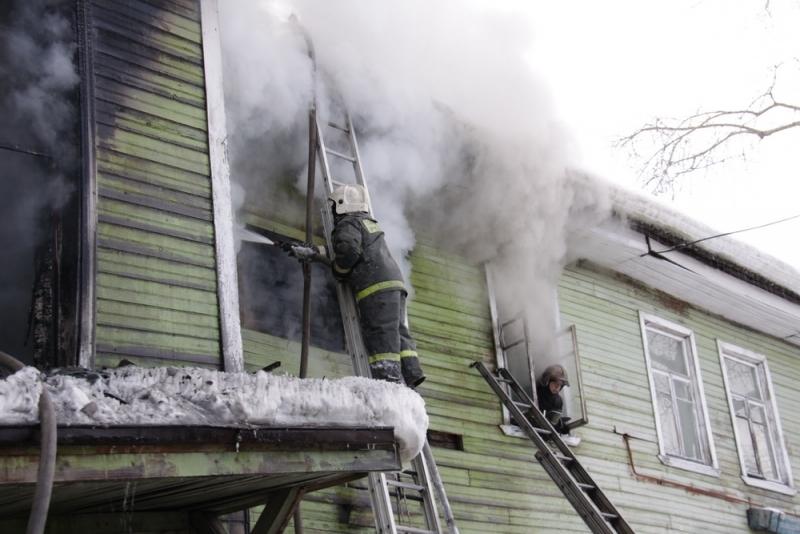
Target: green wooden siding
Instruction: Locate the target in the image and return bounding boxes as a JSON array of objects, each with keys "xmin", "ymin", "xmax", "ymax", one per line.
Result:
[
  {"xmin": 242, "ymin": 245, "xmax": 800, "ymax": 532},
  {"xmin": 91, "ymin": 0, "xmax": 221, "ymax": 368},
  {"xmin": 243, "ymin": 238, "xmax": 590, "ymax": 533},
  {"xmin": 557, "ymin": 262, "xmax": 800, "ymax": 533}
]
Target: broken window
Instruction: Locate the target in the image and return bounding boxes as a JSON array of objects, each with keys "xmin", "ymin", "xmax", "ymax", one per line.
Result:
[
  {"xmin": 640, "ymin": 313, "xmax": 717, "ymax": 474},
  {"xmin": 718, "ymin": 341, "xmax": 793, "ymax": 493},
  {"xmin": 0, "ymin": 0, "xmax": 81, "ymax": 368},
  {"xmin": 238, "ymin": 230, "xmax": 345, "ymax": 353}
]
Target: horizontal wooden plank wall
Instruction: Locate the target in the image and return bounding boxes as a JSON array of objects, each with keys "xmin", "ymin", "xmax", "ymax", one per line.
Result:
[
  {"xmin": 246, "ymin": 245, "xmax": 800, "ymax": 533},
  {"xmin": 558, "ymin": 262, "xmax": 800, "ymax": 533},
  {"xmin": 241, "ymin": 238, "xmax": 590, "ymax": 533},
  {"xmin": 91, "ymin": 0, "xmax": 222, "ymax": 369}
]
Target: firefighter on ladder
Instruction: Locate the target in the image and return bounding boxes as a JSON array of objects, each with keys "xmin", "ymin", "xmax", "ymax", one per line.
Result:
[{"xmin": 285, "ymin": 184, "xmax": 426, "ymax": 388}]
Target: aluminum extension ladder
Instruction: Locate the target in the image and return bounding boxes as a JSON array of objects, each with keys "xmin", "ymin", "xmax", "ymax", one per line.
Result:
[
  {"xmin": 312, "ymin": 110, "xmax": 459, "ymax": 534},
  {"xmin": 472, "ymin": 361, "xmax": 634, "ymax": 534}
]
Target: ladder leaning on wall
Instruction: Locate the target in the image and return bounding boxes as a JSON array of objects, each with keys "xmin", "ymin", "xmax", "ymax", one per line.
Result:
[
  {"xmin": 308, "ymin": 106, "xmax": 459, "ymax": 534},
  {"xmin": 472, "ymin": 361, "xmax": 635, "ymax": 534}
]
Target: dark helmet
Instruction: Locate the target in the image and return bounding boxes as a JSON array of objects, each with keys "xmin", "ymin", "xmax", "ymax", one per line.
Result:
[{"xmin": 540, "ymin": 364, "xmax": 569, "ymax": 388}]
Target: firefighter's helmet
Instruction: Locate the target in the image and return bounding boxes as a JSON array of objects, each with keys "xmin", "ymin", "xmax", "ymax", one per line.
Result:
[
  {"xmin": 540, "ymin": 364, "xmax": 570, "ymax": 388},
  {"xmin": 329, "ymin": 184, "xmax": 370, "ymax": 215}
]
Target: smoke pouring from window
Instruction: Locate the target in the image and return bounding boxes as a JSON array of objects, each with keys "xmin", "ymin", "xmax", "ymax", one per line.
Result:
[
  {"xmin": 219, "ymin": 1, "xmax": 611, "ymax": 356},
  {"xmin": 0, "ymin": 0, "xmax": 79, "ymax": 363}
]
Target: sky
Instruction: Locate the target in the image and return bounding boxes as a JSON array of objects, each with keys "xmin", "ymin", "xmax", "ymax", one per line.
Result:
[{"xmin": 522, "ymin": 0, "xmax": 800, "ymax": 270}]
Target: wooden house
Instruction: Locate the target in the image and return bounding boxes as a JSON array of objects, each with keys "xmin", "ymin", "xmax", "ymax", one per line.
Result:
[{"xmin": 1, "ymin": 1, "xmax": 799, "ymax": 533}]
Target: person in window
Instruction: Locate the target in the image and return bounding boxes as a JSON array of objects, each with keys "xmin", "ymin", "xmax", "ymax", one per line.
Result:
[
  {"xmin": 287, "ymin": 184, "xmax": 425, "ymax": 388},
  {"xmin": 536, "ymin": 364, "xmax": 571, "ymax": 434}
]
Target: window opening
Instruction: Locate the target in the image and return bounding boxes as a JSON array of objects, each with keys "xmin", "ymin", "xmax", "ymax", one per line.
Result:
[
  {"xmin": 640, "ymin": 313, "xmax": 717, "ymax": 473},
  {"xmin": 0, "ymin": 0, "xmax": 81, "ymax": 368},
  {"xmin": 485, "ymin": 264, "xmax": 587, "ymax": 430},
  {"xmin": 718, "ymin": 341, "xmax": 793, "ymax": 491},
  {"xmin": 238, "ymin": 229, "xmax": 345, "ymax": 353}
]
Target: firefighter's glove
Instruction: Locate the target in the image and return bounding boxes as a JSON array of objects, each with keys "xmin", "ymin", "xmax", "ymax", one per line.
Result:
[{"xmin": 289, "ymin": 243, "xmax": 326, "ymax": 262}]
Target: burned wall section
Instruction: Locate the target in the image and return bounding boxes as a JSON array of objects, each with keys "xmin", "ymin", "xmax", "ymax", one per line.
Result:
[
  {"xmin": 87, "ymin": 0, "xmax": 222, "ymax": 369},
  {"xmin": 0, "ymin": 0, "xmax": 81, "ymax": 367}
]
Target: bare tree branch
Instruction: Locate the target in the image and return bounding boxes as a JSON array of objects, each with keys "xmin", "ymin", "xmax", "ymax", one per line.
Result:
[{"xmin": 618, "ymin": 70, "xmax": 800, "ymax": 194}]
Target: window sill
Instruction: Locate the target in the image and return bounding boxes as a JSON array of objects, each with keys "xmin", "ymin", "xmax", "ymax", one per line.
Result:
[
  {"xmin": 741, "ymin": 475, "xmax": 796, "ymax": 496},
  {"xmin": 499, "ymin": 425, "xmax": 581, "ymax": 447},
  {"xmin": 658, "ymin": 454, "xmax": 719, "ymax": 477}
]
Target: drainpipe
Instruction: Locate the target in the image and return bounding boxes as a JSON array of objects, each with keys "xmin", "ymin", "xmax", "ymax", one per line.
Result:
[
  {"xmin": 622, "ymin": 433, "xmax": 800, "ymax": 516},
  {"xmin": 0, "ymin": 351, "xmax": 57, "ymax": 534}
]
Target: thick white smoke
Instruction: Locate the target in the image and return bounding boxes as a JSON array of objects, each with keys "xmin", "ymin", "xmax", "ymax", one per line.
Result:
[{"xmin": 219, "ymin": 1, "xmax": 611, "ymax": 355}]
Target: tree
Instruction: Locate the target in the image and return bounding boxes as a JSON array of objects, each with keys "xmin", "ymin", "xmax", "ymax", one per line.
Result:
[{"xmin": 620, "ymin": 67, "xmax": 800, "ymax": 195}]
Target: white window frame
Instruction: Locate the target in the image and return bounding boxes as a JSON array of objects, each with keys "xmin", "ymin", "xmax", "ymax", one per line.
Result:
[
  {"xmin": 639, "ymin": 312, "xmax": 719, "ymax": 476},
  {"xmin": 717, "ymin": 340, "xmax": 795, "ymax": 495},
  {"xmin": 485, "ymin": 265, "xmax": 588, "ymax": 438}
]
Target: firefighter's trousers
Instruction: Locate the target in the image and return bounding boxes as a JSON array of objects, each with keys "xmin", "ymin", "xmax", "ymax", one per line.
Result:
[{"xmin": 357, "ymin": 289, "xmax": 425, "ymax": 387}]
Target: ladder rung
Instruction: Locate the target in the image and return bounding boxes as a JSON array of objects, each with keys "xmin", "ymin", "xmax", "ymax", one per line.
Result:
[
  {"xmin": 500, "ymin": 318, "xmax": 521, "ymax": 329},
  {"xmin": 577, "ymin": 482, "xmax": 595, "ymax": 491},
  {"xmin": 395, "ymin": 526, "xmax": 436, "ymax": 534},
  {"xmin": 385, "ymin": 479, "xmax": 426, "ymax": 492},
  {"xmin": 325, "ymin": 148, "xmax": 356, "ymax": 162},
  {"xmin": 327, "ymin": 121, "xmax": 350, "ymax": 132},
  {"xmin": 513, "ymin": 401, "xmax": 532, "ymax": 410},
  {"xmin": 601, "ymin": 512, "xmax": 618, "ymax": 521},
  {"xmin": 496, "ymin": 376, "xmax": 515, "ymax": 384},
  {"xmin": 554, "ymin": 453, "xmax": 574, "ymax": 463},
  {"xmin": 501, "ymin": 339, "xmax": 525, "ymax": 350},
  {"xmin": 389, "ymin": 492, "xmax": 424, "ymax": 503},
  {"xmin": 533, "ymin": 426, "xmax": 552, "ymax": 436}
]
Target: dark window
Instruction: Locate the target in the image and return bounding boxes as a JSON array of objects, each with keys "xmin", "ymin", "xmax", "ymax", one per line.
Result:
[
  {"xmin": 238, "ymin": 231, "xmax": 345, "ymax": 353},
  {"xmin": 0, "ymin": 0, "xmax": 81, "ymax": 367}
]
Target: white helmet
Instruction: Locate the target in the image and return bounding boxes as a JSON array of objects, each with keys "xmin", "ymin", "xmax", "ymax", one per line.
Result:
[{"xmin": 329, "ymin": 184, "xmax": 370, "ymax": 215}]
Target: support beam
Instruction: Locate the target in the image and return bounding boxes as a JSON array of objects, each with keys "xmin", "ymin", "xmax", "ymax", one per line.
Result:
[{"xmin": 251, "ymin": 488, "xmax": 304, "ymax": 534}]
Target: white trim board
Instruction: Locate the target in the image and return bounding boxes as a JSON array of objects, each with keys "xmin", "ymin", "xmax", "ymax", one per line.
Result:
[{"xmin": 200, "ymin": 0, "xmax": 244, "ymax": 373}]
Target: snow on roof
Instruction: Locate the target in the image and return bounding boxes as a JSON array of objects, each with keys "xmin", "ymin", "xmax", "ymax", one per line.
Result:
[
  {"xmin": 0, "ymin": 366, "xmax": 428, "ymax": 461},
  {"xmin": 610, "ymin": 186, "xmax": 800, "ymax": 295}
]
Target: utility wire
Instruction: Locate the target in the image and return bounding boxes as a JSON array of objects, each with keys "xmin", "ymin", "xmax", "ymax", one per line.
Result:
[
  {"xmin": 0, "ymin": 141, "xmax": 53, "ymax": 160},
  {"xmin": 644, "ymin": 212, "xmax": 800, "ymax": 256}
]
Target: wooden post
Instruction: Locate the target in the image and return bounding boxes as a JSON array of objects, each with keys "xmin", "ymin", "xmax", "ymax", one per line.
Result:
[{"xmin": 250, "ymin": 488, "xmax": 304, "ymax": 534}]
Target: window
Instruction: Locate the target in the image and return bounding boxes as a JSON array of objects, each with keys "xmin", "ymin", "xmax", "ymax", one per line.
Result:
[
  {"xmin": 238, "ymin": 230, "xmax": 345, "ymax": 353},
  {"xmin": 718, "ymin": 341, "xmax": 794, "ymax": 494},
  {"xmin": 485, "ymin": 264, "xmax": 588, "ymax": 435},
  {"xmin": 1, "ymin": 1, "xmax": 82, "ymax": 368},
  {"xmin": 639, "ymin": 313, "xmax": 718, "ymax": 475}
]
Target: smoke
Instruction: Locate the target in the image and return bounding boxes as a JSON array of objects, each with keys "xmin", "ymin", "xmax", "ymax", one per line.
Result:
[
  {"xmin": 0, "ymin": 0, "xmax": 79, "ymax": 362},
  {"xmin": 219, "ymin": 1, "xmax": 611, "ymax": 356}
]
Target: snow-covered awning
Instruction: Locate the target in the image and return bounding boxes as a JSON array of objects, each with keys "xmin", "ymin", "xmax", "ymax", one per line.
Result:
[{"xmin": 0, "ymin": 366, "xmax": 428, "ymax": 461}]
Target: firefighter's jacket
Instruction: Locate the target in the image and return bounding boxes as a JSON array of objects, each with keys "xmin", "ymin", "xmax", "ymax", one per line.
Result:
[
  {"xmin": 331, "ymin": 212, "xmax": 405, "ymax": 302},
  {"xmin": 536, "ymin": 383, "xmax": 568, "ymax": 433}
]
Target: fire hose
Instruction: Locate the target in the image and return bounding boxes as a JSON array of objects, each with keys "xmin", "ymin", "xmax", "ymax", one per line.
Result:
[{"xmin": 0, "ymin": 351, "xmax": 57, "ymax": 534}]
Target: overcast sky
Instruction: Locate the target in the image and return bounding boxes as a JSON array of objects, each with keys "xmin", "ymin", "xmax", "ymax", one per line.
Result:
[{"xmin": 521, "ymin": 0, "xmax": 800, "ymax": 270}]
